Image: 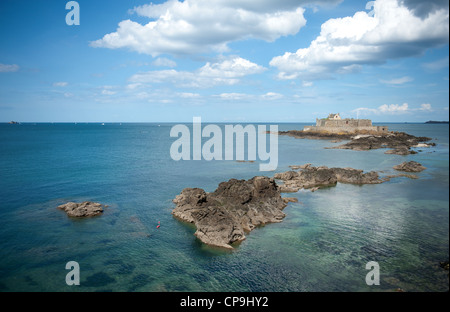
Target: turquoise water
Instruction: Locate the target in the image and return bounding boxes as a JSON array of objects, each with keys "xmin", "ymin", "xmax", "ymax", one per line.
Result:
[{"xmin": 0, "ymin": 122, "xmax": 448, "ymax": 292}]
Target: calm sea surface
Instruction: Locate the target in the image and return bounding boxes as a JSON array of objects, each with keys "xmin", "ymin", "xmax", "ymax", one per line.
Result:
[{"xmin": 0, "ymin": 122, "xmax": 448, "ymax": 291}]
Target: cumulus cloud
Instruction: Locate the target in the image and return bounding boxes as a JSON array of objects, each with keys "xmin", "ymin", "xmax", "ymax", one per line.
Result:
[
  {"xmin": 401, "ymin": 0, "xmax": 449, "ymax": 18},
  {"xmin": 91, "ymin": 0, "xmax": 308, "ymax": 56},
  {"xmin": 270, "ymin": 0, "xmax": 449, "ymax": 80},
  {"xmin": 0, "ymin": 63, "xmax": 19, "ymax": 73},
  {"xmin": 129, "ymin": 56, "xmax": 265, "ymax": 88}
]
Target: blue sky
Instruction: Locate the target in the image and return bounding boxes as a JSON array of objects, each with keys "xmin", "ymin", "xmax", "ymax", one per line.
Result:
[{"xmin": 0, "ymin": 0, "xmax": 448, "ymax": 122}]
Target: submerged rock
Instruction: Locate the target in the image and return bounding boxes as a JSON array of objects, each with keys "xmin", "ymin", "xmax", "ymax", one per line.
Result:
[
  {"xmin": 393, "ymin": 161, "xmax": 426, "ymax": 172},
  {"xmin": 172, "ymin": 177, "xmax": 287, "ymax": 249},
  {"xmin": 274, "ymin": 165, "xmax": 384, "ymax": 193},
  {"xmin": 58, "ymin": 201, "xmax": 104, "ymax": 217}
]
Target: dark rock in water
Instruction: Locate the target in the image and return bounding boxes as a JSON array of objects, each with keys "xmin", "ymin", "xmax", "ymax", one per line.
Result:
[
  {"xmin": 332, "ymin": 132, "xmax": 432, "ymax": 152},
  {"xmin": 172, "ymin": 176, "xmax": 287, "ymax": 249},
  {"xmin": 384, "ymin": 147, "xmax": 416, "ymax": 155},
  {"xmin": 393, "ymin": 161, "xmax": 426, "ymax": 172},
  {"xmin": 439, "ymin": 261, "xmax": 449, "ymax": 271},
  {"xmin": 278, "ymin": 130, "xmax": 353, "ymax": 140},
  {"xmin": 274, "ymin": 165, "xmax": 384, "ymax": 193},
  {"xmin": 57, "ymin": 201, "xmax": 104, "ymax": 217}
]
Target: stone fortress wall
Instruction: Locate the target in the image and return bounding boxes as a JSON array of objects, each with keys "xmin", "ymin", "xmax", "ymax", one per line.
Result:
[{"xmin": 304, "ymin": 117, "xmax": 388, "ymax": 134}]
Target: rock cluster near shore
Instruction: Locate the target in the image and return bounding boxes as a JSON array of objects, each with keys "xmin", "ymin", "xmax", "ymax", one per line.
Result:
[
  {"xmin": 278, "ymin": 130, "xmax": 433, "ymax": 155},
  {"xmin": 58, "ymin": 201, "xmax": 105, "ymax": 217},
  {"xmin": 172, "ymin": 176, "xmax": 287, "ymax": 249},
  {"xmin": 333, "ymin": 132, "xmax": 433, "ymax": 154},
  {"xmin": 393, "ymin": 161, "xmax": 427, "ymax": 172},
  {"xmin": 274, "ymin": 164, "xmax": 384, "ymax": 192},
  {"xmin": 172, "ymin": 161, "xmax": 428, "ymax": 249}
]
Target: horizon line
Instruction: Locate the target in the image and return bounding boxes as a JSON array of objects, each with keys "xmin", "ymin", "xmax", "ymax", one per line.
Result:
[{"xmin": 2, "ymin": 121, "xmax": 448, "ymax": 124}]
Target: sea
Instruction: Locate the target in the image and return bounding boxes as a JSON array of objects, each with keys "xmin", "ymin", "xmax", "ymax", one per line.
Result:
[{"xmin": 0, "ymin": 122, "xmax": 448, "ymax": 292}]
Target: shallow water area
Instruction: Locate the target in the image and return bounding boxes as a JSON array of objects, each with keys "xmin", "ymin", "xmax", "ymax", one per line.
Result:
[{"xmin": 0, "ymin": 122, "xmax": 448, "ymax": 292}]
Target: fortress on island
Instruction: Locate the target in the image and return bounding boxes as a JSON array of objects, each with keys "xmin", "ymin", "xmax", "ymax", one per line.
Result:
[{"xmin": 303, "ymin": 113, "xmax": 388, "ymax": 134}]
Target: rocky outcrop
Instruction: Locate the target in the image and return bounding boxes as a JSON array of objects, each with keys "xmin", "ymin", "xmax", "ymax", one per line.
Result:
[
  {"xmin": 278, "ymin": 130, "xmax": 353, "ymax": 141},
  {"xmin": 393, "ymin": 161, "xmax": 426, "ymax": 172},
  {"xmin": 282, "ymin": 197, "xmax": 298, "ymax": 203},
  {"xmin": 384, "ymin": 147, "xmax": 417, "ymax": 155},
  {"xmin": 278, "ymin": 130, "xmax": 433, "ymax": 154},
  {"xmin": 172, "ymin": 177, "xmax": 287, "ymax": 249},
  {"xmin": 274, "ymin": 165, "xmax": 384, "ymax": 193},
  {"xmin": 58, "ymin": 201, "xmax": 104, "ymax": 217},
  {"xmin": 331, "ymin": 132, "xmax": 433, "ymax": 153}
]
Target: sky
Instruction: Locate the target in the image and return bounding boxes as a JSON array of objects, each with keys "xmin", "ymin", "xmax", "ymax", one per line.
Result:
[{"xmin": 0, "ymin": 0, "xmax": 448, "ymax": 122}]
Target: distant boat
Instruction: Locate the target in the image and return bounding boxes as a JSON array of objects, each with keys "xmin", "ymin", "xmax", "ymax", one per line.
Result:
[
  {"xmin": 9, "ymin": 121, "xmax": 19, "ymax": 124},
  {"xmin": 102, "ymin": 123, "xmax": 105, "ymax": 126}
]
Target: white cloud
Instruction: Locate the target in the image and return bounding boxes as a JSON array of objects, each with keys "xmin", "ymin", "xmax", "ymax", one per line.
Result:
[
  {"xmin": 261, "ymin": 92, "xmax": 283, "ymax": 100},
  {"xmin": 217, "ymin": 93, "xmax": 251, "ymax": 100},
  {"xmin": 129, "ymin": 56, "xmax": 265, "ymax": 88},
  {"xmin": 91, "ymin": 0, "xmax": 307, "ymax": 56},
  {"xmin": 0, "ymin": 63, "xmax": 19, "ymax": 73},
  {"xmin": 126, "ymin": 83, "xmax": 143, "ymax": 90},
  {"xmin": 353, "ymin": 102, "xmax": 434, "ymax": 115},
  {"xmin": 379, "ymin": 103, "xmax": 409, "ymax": 113},
  {"xmin": 380, "ymin": 76, "xmax": 413, "ymax": 85},
  {"xmin": 178, "ymin": 92, "xmax": 200, "ymax": 98},
  {"xmin": 53, "ymin": 82, "xmax": 68, "ymax": 87},
  {"xmin": 100, "ymin": 86, "xmax": 118, "ymax": 95},
  {"xmin": 419, "ymin": 103, "xmax": 432, "ymax": 111},
  {"xmin": 152, "ymin": 57, "xmax": 177, "ymax": 68},
  {"xmin": 270, "ymin": 0, "xmax": 449, "ymax": 80},
  {"xmin": 101, "ymin": 89, "xmax": 117, "ymax": 95}
]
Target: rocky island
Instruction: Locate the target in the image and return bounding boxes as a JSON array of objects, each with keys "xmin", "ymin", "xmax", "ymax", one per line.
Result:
[
  {"xmin": 172, "ymin": 159, "xmax": 429, "ymax": 249},
  {"xmin": 172, "ymin": 115, "xmax": 432, "ymax": 250},
  {"xmin": 278, "ymin": 113, "xmax": 434, "ymax": 155},
  {"xmin": 279, "ymin": 129, "xmax": 433, "ymax": 154},
  {"xmin": 58, "ymin": 201, "xmax": 105, "ymax": 217},
  {"xmin": 393, "ymin": 161, "xmax": 427, "ymax": 172},
  {"xmin": 172, "ymin": 176, "xmax": 287, "ymax": 249},
  {"xmin": 274, "ymin": 164, "xmax": 385, "ymax": 192}
]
